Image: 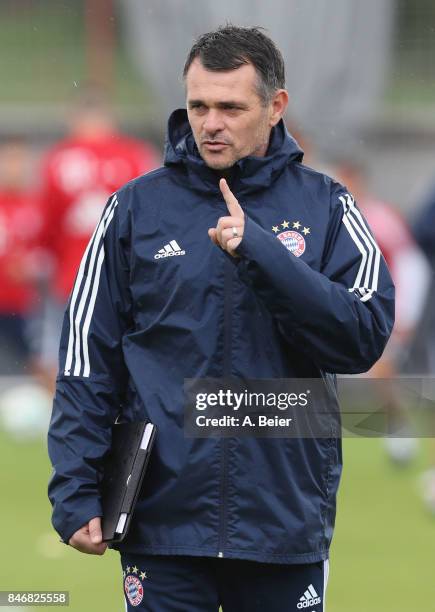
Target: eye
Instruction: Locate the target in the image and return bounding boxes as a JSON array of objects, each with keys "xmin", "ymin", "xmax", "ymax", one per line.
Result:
[
  {"xmin": 222, "ymin": 105, "xmax": 243, "ymax": 114},
  {"xmin": 189, "ymin": 102, "xmax": 207, "ymax": 112}
]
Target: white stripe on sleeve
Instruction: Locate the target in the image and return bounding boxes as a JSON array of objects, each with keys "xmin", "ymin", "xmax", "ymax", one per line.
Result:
[
  {"xmin": 81, "ymin": 205, "xmax": 117, "ymax": 377},
  {"xmin": 64, "ymin": 194, "xmax": 118, "ymax": 377},
  {"xmin": 348, "ymin": 202, "xmax": 381, "ymax": 292},
  {"xmin": 339, "ymin": 194, "xmax": 381, "ymax": 302}
]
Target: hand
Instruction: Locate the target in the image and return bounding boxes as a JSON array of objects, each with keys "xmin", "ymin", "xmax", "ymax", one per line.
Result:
[
  {"xmin": 208, "ymin": 178, "xmax": 245, "ymax": 257},
  {"xmin": 68, "ymin": 516, "xmax": 107, "ymax": 555}
]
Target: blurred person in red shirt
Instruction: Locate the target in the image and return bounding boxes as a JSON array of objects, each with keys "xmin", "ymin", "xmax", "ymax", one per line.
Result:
[
  {"xmin": 36, "ymin": 85, "xmax": 160, "ymax": 389},
  {"xmin": 0, "ymin": 137, "xmax": 42, "ymax": 374},
  {"xmin": 407, "ymin": 181, "xmax": 435, "ymax": 513},
  {"xmin": 334, "ymin": 157, "xmax": 431, "ymax": 462},
  {"xmin": 411, "ymin": 181, "xmax": 435, "ymax": 373}
]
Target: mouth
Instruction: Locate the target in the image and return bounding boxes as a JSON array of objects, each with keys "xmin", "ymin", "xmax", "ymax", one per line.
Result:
[{"xmin": 202, "ymin": 141, "xmax": 230, "ymax": 152}]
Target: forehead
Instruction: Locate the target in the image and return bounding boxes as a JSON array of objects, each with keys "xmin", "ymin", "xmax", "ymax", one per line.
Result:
[{"xmin": 185, "ymin": 58, "xmax": 260, "ymax": 102}]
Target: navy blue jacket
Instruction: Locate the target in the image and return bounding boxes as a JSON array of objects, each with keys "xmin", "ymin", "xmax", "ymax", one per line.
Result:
[{"xmin": 48, "ymin": 109, "xmax": 394, "ymax": 564}]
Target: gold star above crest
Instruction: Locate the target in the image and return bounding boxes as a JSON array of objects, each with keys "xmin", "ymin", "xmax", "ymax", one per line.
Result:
[
  {"xmin": 126, "ymin": 566, "xmax": 131, "ymax": 574},
  {"xmin": 132, "ymin": 566, "xmax": 138, "ymax": 574},
  {"xmin": 281, "ymin": 220, "xmax": 290, "ymax": 229},
  {"xmin": 272, "ymin": 225, "xmax": 279, "ymax": 233},
  {"xmin": 123, "ymin": 571, "xmax": 126, "ymax": 579},
  {"xmin": 302, "ymin": 227, "xmax": 310, "ymax": 235},
  {"xmin": 293, "ymin": 221, "xmax": 301, "ymax": 229},
  {"xmin": 140, "ymin": 571, "xmax": 147, "ymax": 580}
]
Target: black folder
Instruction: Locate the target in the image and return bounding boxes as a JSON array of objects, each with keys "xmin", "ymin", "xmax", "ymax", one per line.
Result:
[{"xmin": 101, "ymin": 420, "xmax": 156, "ymax": 543}]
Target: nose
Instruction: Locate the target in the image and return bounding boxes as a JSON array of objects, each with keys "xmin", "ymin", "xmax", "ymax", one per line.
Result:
[{"xmin": 202, "ymin": 109, "xmax": 225, "ymax": 135}]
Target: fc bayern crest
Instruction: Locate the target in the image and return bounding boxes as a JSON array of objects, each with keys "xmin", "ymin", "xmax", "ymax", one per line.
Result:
[
  {"xmin": 277, "ymin": 230, "xmax": 306, "ymax": 257},
  {"xmin": 125, "ymin": 575, "xmax": 144, "ymax": 607}
]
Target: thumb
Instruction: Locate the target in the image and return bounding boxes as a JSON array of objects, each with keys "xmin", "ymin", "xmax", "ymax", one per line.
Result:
[
  {"xmin": 89, "ymin": 516, "xmax": 103, "ymax": 544},
  {"xmin": 219, "ymin": 178, "xmax": 244, "ymax": 218}
]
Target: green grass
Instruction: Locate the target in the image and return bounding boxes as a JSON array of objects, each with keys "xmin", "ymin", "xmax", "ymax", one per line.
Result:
[
  {"xmin": 0, "ymin": 430, "xmax": 122, "ymax": 611},
  {"xmin": 329, "ymin": 438, "xmax": 435, "ymax": 611},
  {"xmin": 385, "ymin": 76, "xmax": 435, "ymax": 111},
  {"xmin": 1, "ymin": 430, "xmax": 434, "ymax": 611},
  {"xmin": 0, "ymin": 4, "xmax": 85, "ymax": 104},
  {"xmin": 0, "ymin": 2, "xmax": 154, "ymax": 113}
]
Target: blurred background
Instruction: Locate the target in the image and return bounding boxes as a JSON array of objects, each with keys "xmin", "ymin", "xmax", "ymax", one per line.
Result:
[{"xmin": 1, "ymin": 1, "xmax": 435, "ymax": 610}]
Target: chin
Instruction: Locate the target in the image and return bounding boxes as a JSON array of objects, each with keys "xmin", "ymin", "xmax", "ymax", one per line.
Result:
[
  {"xmin": 202, "ymin": 155, "xmax": 235, "ymax": 171},
  {"xmin": 207, "ymin": 162, "xmax": 234, "ymax": 171}
]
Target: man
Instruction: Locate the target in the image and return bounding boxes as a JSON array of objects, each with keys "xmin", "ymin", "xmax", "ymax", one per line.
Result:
[
  {"xmin": 48, "ymin": 26, "xmax": 394, "ymax": 611},
  {"xmin": 0, "ymin": 137, "xmax": 42, "ymax": 373},
  {"xmin": 36, "ymin": 84, "xmax": 160, "ymax": 391}
]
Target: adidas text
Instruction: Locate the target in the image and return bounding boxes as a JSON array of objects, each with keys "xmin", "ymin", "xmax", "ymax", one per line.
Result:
[
  {"xmin": 154, "ymin": 240, "xmax": 186, "ymax": 259},
  {"xmin": 154, "ymin": 250, "xmax": 185, "ymax": 259},
  {"xmin": 297, "ymin": 597, "xmax": 321, "ymax": 609}
]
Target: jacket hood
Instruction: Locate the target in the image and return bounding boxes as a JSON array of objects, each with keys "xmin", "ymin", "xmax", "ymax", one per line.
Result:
[{"xmin": 164, "ymin": 108, "xmax": 304, "ymax": 196}]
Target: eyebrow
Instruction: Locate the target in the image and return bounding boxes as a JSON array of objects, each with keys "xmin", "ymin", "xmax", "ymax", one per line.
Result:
[{"xmin": 188, "ymin": 99, "xmax": 249, "ymax": 109}]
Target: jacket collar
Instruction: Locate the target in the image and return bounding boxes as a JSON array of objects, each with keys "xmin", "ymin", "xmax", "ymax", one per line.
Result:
[{"xmin": 164, "ymin": 108, "xmax": 304, "ymax": 196}]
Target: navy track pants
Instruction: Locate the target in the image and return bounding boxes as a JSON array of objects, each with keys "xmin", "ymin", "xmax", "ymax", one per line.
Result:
[{"xmin": 121, "ymin": 554, "xmax": 329, "ymax": 611}]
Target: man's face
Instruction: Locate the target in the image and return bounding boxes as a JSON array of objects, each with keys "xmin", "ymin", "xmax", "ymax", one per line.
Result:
[{"xmin": 185, "ymin": 59, "xmax": 276, "ymax": 171}]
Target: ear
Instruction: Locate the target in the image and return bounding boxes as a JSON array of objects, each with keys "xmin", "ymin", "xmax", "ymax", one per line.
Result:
[{"xmin": 269, "ymin": 89, "xmax": 289, "ymax": 127}]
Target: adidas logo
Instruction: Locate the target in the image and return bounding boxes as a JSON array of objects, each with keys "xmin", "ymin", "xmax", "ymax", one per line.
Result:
[
  {"xmin": 297, "ymin": 584, "xmax": 321, "ymax": 609},
  {"xmin": 154, "ymin": 240, "xmax": 186, "ymax": 259}
]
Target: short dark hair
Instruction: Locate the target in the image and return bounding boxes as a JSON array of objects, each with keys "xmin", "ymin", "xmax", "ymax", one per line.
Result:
[{"xmin": 183, "ymin": 25, "xmax": 285, "ymax": 105}]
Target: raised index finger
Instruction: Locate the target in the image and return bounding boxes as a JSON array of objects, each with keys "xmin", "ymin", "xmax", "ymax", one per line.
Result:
[{"xmin": 219, "ymin": 178, "xmax": 244, "ymax": 218}]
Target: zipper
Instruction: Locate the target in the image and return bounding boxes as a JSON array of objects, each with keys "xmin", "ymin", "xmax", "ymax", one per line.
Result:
[{"xmin": 217, "ymin": 254, "xmax": 234, "ymax": 558}]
